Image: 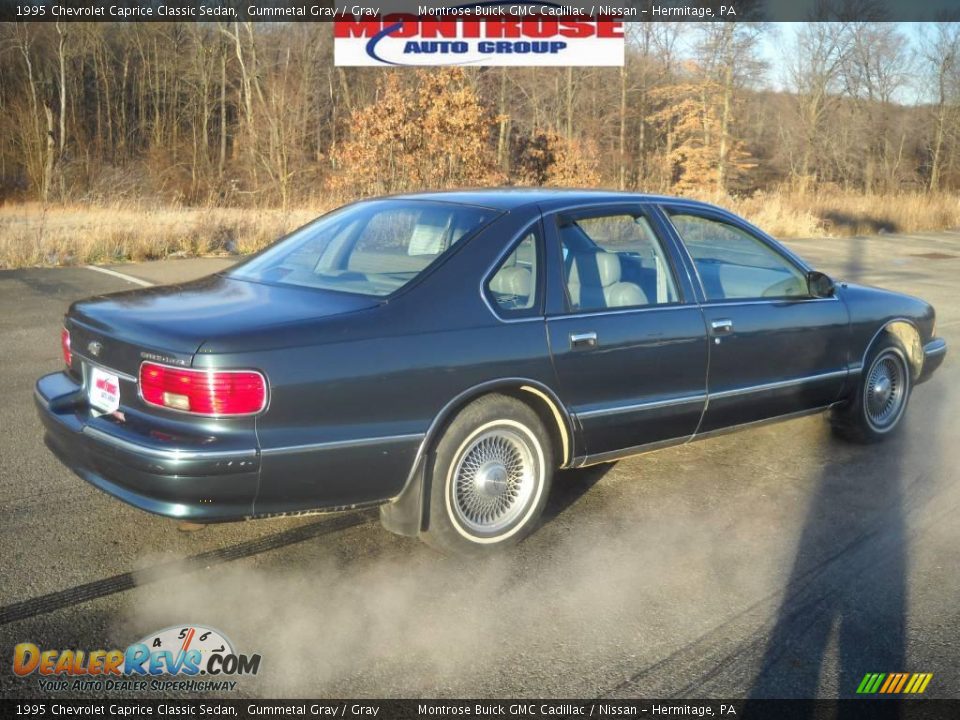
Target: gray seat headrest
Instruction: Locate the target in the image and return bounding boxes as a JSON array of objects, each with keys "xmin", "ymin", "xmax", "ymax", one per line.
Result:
[
  {"xmin": 568, "ymin": 251, "xmax": 648, "ymax": 309},
  {"xmin": 569, "ymin": 251, "xmax": 622, "ymax": 287},
  {"xmin": 605, "ymin": 282, "xmax": 647, "ymax": 307},
  {"xmin": 489, "ymin": 266, "xmax": 532, "ymax": 298}
]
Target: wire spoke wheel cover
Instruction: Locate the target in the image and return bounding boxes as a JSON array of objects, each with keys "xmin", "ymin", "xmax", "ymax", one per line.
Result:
[
  {"xmin": 864, "ymin": 350, "xmax": 907, "ymax": 431},
  {"xmin": 448, "ymin": 421, "xmax": 541, "ymax": 538}
]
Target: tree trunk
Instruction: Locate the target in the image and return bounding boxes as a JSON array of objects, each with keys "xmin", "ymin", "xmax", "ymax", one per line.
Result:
[
  {"xmin": 219, "ymin": 48, "xmax": 228, "ymax": 180},
  {"xmin": 718, "ymin": 63, "xmax": 733, "ymax": 193},
  {"xmin": 119, "ymin": 52, "xmax": 129, "ymax": 159},
  {"xmin": 497, "ymin": 68, "xmax": 508, "ymax": 171},
  {"xmin": 16, "ymin": 26, "xmax": 46, "ymax": 199},
  {"xmin": 618, "ymin": 65, "xmax": 627, "ymax": 190},
  {"xmin": 43, "ymin": 105, "xmax": 55, "ymax": 203},
  {"xmin": 56, "ymin": 22, "xmax": 68, "ymax": 175},
  {"xmin": 929, "ymin": 66, "xmax": 948, "ymax": 193}
]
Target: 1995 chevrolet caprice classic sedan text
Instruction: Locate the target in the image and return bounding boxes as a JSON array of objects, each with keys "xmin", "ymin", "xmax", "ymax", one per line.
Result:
[{"xmin": 36, "ymin": 191, "xmax": 947, "ymax": 554}]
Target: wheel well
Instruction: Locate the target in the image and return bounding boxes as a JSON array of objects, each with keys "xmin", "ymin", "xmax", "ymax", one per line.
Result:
[
  {"xmin": 867, "ymin": 321, "xmax": 923, "ymax": 380},
  {"xmin": 506, "ymin": 385, "xmax": 571, "ymax": 469},
  {"xmin": 427, "ymin": 384, "xmax": 572, "ymax": 471},
  {"xmin": 381, "ymin": 381, "xmax": 574, "ymax": 538}
]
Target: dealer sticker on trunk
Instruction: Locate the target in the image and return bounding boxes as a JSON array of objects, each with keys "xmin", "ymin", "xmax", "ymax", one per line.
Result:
[{"xmin": 88, "ymin": 366, "xmax": 121, "ymax": 417}]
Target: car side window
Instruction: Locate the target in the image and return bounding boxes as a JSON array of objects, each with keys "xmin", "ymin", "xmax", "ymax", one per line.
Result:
[
  {"xmin": 486, "ymin": 230, "xmax": 540, "ymax": 315},
  {"xmin": 557, "ymin": 212, "xmax": 679, "ymax": 312},
  {"xmin": 668, "ymin": 212, "xmax": 808, "ymax": 301}
]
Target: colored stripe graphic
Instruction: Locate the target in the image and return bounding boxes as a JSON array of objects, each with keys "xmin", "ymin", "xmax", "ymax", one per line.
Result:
[
  {"xmin": 879, "ymin": 674, "xmax": 897, "ymax": 693},
  {"xmin": 906, "ymin": 673, "xmax": 934, "ymax": 693},
  {"xmin": 857, "ymin": 672, "xmax": 932, "ymax": 694},
  {"xmin": 856, "ymin": 673, "xmax": 885, "ymax": 693},
  {"xmin": 894, "ymin": 673, "xmax": 910, "ymax": 693}
]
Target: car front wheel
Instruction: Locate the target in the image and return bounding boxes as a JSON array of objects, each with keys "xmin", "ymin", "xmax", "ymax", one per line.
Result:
[
  {"xmin": 832, "ymin": 335, "xmax": 911, "ymax": 443},
  {"xmin": 421, "ymin": 394, "xmax": 553, "ymax": 556}
]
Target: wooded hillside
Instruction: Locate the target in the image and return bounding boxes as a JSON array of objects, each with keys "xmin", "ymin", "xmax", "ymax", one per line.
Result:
[{"xmin": 2, "ymin": 22, "xmax": 960, "ymax": 207}]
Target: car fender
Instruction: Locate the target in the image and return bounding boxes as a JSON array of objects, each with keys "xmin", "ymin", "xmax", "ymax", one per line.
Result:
[{"xmin": 861, "ymin": 318, "xmax": 924, "ymax": 380}]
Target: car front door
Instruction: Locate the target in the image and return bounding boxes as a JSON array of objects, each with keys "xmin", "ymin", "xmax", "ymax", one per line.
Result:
[
  {"xmin": 660, "ymin": 205, "xmax": 850, "ymax": 434},
  {"xmin": 545, "ymin": 204, "xmax": 709, "ymax": 461}
]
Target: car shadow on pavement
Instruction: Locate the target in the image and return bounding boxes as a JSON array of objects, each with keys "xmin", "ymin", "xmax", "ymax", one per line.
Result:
[
  {"xmin": 747, "ymin": 230, "xmax": 911, "ymax": 713},
  {"xmin": 745, "ymin": 395, "xmax": 943, "ymax": 713},
  {"xmin": 541, "ymin": 462, "xmax": 616, "ymax": 525},
  {"xmin": 746, "ymin": 431, "xmax": 905, "ymax": 711},
  {"xmin": 843, "ymin": 236, "xmax": 868, "ymax": 283}
]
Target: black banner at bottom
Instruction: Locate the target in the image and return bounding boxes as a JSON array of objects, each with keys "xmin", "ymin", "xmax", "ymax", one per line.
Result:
[{"xmin": 3, "ymin": 699, "xmax": 960, "ymax": 720}]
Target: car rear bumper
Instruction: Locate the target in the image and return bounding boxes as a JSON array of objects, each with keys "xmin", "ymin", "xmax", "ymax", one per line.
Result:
[
  {"xmin": 35, "ymin": 372, "xmax": 259, "ymax": 521},
  {"xmin": 918, "ymin": 337, "xmax": 947, "ymax": 384}
]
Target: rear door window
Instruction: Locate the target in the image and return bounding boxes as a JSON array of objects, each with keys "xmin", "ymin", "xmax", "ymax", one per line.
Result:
[{"xmin": 556, "ymin": 211, "xmax": 679, "ymax": 312}]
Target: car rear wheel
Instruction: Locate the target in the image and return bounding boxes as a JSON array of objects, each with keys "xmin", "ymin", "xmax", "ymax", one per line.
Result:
[
  {"xmin": 832, "ymin": 335, "xmax": 911, "ymax": 443},
  {"xmin": 421, "ymin": 394, "xmax": 553, "ymax": 556}
]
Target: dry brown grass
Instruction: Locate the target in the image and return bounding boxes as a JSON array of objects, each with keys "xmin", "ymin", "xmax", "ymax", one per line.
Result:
[
  {"xmin": 2, "ymin": 191, "xmax": 959, "ymax": 269},
  {"xmin": 695, "ymin": 190, "xmax": 960, "ymax": 239},
  {"xmin": 0, "ymin": 202, "xmax": 318, "ymax": 269}
]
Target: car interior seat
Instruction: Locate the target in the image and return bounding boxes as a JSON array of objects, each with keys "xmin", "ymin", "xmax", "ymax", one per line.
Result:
[
  {"xmin": 489, "ymin": 266, "xmax": 533, "ymax": 299},
  {"xmin": 568, "ymin": 251, "xmax": 647, "ymax": 310}
]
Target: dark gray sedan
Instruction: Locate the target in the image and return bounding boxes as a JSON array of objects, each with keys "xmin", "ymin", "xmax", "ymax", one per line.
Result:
[{"xmin": 36, "ymin": 190, "xmax": 947, "ymax": 554}]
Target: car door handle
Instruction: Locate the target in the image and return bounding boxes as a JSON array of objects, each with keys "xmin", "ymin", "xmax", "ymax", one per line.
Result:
[
  {"xmin": 710, "ymin": 319, "xmax": 734, "ymax": 335},
  {"xmin": 570, "ymin": 332, "xmax": 598, "ymax": 349}
]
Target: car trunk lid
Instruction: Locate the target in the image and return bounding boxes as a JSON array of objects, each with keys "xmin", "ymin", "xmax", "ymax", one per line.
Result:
[{"xmin": 66, "ymin": 274, "xmax": 379, "ymax": 380}]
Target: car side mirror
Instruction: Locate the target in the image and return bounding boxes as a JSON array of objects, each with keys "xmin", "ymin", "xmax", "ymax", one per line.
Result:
[{"xmin": 807, "ymin": 271, "xmax": 835, "ymax": 298}]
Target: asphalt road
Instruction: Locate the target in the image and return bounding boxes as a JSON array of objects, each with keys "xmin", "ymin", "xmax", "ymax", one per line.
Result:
[{"xmin": 0, "ymin": 234, "xmax": 957, "ymax": 701}]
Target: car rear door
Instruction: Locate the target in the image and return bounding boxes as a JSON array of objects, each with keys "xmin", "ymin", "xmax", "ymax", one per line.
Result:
[
  {"xmin": 659, "ymin": 204, "xmax": 850, "ymax": 434},
  {"xmin": 544, "ymin": 203, "xmax": 708, "ymax": 461}
]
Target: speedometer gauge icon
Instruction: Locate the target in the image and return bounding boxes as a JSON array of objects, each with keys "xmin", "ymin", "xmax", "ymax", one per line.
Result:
[{"xmin": 136, "ymin": 625, "xmax": 234, "ymax": 673}]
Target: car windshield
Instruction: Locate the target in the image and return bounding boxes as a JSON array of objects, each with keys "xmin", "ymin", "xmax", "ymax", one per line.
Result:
[{"xmin": 228, "ymin": 200, "xmax": 500, "ymax": 297}]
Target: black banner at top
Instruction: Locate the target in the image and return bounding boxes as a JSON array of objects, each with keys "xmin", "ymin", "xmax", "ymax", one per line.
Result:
[{"xmin": 2, "ymin": 0, "xmax": 960, "ymax": 23}]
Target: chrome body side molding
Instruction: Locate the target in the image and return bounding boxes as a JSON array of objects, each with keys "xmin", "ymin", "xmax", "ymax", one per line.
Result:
[
  {"xmin": 575, "ymin": 403, "xmax": 840, "ymax": 468},
  {"xmin": 572, "ymin": 368, "xmax": 848, "ymax": 421},
  {"xmin": 261, "ymin": 433, "xmax": 426, "ymax": 456}
]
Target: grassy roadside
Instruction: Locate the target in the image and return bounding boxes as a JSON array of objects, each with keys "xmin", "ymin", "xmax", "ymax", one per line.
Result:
[
  {"xmin": 716, "ymin": 190, "xmax": 960, "ymax": 239},
  {"xmin": 0, "ymin": 204, "xmax": 317, "ymax": 269},
  {"xmin": 1, "ymin": 192, "xmax": 959, "ymax": 269}
]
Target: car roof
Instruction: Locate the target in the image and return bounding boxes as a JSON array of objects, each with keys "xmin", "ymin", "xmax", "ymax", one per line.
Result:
[{"xmin": 390, "ymin": 188, "xmax": 715, "ymax": 212}]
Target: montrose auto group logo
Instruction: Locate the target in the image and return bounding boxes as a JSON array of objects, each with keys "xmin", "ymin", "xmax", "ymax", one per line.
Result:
[
  {"xmin": 12, "ymin": 625, "xmax": 261, "ymax": 693},
  {"xmin": 334, "ymin": 2, "xmax": 625, "ymax": 67}
]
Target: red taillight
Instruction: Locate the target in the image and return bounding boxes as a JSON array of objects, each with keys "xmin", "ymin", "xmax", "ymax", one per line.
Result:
[
  {"xmin": 61, "ymin": 328, "xmax": 72, "ymax": 367},
  {"xmin": 139, "ymin": 362, "xmax": 267, "ymax": 416}
]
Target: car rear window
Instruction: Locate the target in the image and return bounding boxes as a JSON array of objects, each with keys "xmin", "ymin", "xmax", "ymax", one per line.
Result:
[{"xmin": 228, "ymin": 200, "xmax": 500, "ymax": 297}]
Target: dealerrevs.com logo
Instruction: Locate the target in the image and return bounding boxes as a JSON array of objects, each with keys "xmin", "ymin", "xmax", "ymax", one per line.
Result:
[
  {"xmin": 334, "ymin": 9, "xmax": 625, "ymax": 67},
  {"xmin": 13, "ymin": 625, "xmax": 261, "ymax": 693}
]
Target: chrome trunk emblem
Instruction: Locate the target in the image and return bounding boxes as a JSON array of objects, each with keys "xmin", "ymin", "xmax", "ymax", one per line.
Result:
[{"xmin": 87, "ymin": 341, "xmax": 103, "ymax": 357}]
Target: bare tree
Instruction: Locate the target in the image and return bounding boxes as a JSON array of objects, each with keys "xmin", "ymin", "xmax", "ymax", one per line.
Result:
[
  {"xmin": 787, "ymin": 22, "xmax": 854, "ymax": 191},
  {"xmin": 695, "ymin": 22, "xmax": 766, "ymax": 191},
  {"xmin": 920, "ymin": 23, "xmax": 960, "ymax": 191},
  {"xmin": 840, "ymin": 23, "xmax": 913, "ymax": 191}
]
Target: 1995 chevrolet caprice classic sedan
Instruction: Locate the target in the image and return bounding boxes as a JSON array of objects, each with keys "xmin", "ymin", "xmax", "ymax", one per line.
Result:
[{"xmin": 36, "ymin": 190, "xmax": 947, "ymax": 554}]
